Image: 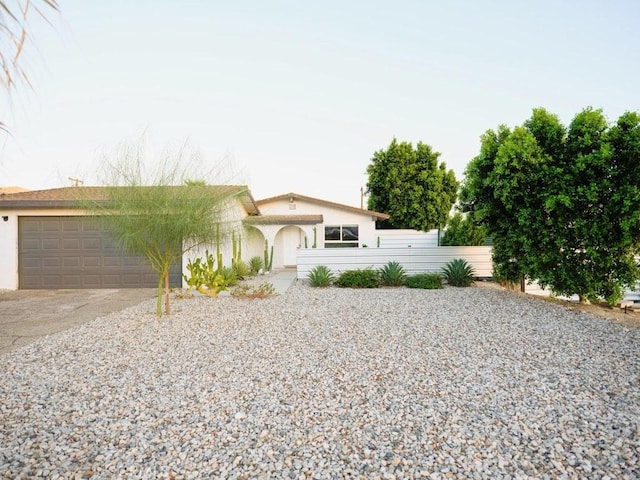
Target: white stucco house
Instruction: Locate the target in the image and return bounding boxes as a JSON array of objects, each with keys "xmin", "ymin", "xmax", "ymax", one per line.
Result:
[
  {"xmin": 243, "ymin": 192, "xmax": 389, "ymax": 269},
  {"xmin": 0, "ymin": 187, "xmax": 388, "ymax": 290}
]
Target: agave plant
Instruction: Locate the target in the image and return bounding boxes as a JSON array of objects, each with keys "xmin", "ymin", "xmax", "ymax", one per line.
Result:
[
  {"xmin": 378, "ymin": 261, "xmax": 407, "ymax": 286},
  {"xmin": 442, "ymin": 258, "xmax": 475, "ymax": 287},
  {"xmin": 249, "ymin": 255, "xmax": 264, "ymax": 275},
  {"xmin": 307, "ymin": 265, "xmax": 334, "ymax": 287}
]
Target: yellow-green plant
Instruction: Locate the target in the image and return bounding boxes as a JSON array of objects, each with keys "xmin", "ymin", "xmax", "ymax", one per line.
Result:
[{"xmin": 183, "ymin": 250, "xmax": 231, "ymax": 296}]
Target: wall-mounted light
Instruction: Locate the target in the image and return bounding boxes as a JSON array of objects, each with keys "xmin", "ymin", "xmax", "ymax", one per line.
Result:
[{"xmin": 2, "ymin": 216, "xmax": 8, "ymax": 222}]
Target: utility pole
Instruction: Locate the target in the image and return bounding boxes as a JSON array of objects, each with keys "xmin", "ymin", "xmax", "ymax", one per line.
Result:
[
  {"xmin": 360, "ymin": 186, "xmax": 364, "ymax": 209},
  {"xmin": 68, "ymin": 177, "xmax": 84, "ymax": 187}
]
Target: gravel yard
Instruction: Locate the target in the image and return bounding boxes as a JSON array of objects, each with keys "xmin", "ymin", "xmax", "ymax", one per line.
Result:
[{"xmin": 1, "ymin": 283, "xmax": 639, "ymax": 479}]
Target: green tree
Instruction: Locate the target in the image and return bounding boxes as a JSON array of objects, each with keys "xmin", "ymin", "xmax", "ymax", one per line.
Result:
[
  {"xmin": 366, "ymin": 138, "xmax": 458, "ymax": 231},
  {"xmin": 462, "ymin": 107, "xmax": 640, "ymax": 304},
  {"xmin": 1, "ymin": 0, "xmax": 59, "ymax": 131},
  {"xmin": 440, "ymin": 212, "xmax": 487, "ymax": 246},
  {"xmin": 84, "ymin": 145, "xmax": 244, "ymax": 315}
]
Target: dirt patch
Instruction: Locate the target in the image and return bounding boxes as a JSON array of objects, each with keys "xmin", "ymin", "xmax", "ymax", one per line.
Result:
[{"xmin": 475, "ymin": 281, "xmax": 640, "ymax": 329}]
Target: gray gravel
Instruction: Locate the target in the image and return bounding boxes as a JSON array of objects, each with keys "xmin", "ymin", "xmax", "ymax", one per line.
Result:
[{"xmin": 1, "ymin": 283, "xmax": 639, "ymax": 479}]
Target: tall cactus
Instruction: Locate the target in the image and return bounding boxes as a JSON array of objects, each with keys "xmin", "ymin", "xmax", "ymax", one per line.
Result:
[
  {"xmin": 216, "ymin": 225, "xmax": 223, "ymax": 275},
  {"xmin": 232, "ymin": 232, "xmax": 237, "ymax": 268}
]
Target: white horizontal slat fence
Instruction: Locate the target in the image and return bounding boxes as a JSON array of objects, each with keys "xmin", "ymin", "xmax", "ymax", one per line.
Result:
[
  {"xmin": 296, "ymin": 246, "xmax": 493, "ymax": 279},
  {"xmin": 375, "ymin": 229, "xmax": 439, "ymax": 248}
]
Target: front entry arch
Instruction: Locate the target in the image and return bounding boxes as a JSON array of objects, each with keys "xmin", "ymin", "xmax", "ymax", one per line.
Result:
[{"xmin": 274, "ymin": 226, "xmax": 304, "ymax": 268}]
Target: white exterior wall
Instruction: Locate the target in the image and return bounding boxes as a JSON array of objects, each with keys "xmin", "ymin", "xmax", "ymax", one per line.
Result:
[
  {"xmin": 0, "ymin": 208, "xmax": 88, "ymax": 290},
  {"xmin": 258, "ymin": 198, "xmax": 379, "ymax": 250}
]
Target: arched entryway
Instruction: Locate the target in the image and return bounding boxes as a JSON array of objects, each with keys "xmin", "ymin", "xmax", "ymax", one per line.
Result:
[{"xmin": 274, "ymin": 225, "xmax": 305, "ymax": 268}]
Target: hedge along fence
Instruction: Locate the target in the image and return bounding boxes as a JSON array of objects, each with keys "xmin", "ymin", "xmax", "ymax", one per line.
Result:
[{"xmin": 296, "ymin": 246, "xmax": 493, "ymax": 279}]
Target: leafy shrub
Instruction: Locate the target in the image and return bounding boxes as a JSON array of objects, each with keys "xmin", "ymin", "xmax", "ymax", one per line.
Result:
[
  {"xmin": 442, "ymin": 258, "xmax": 475, "ymax": 287},
  {"xmin": 249, "ymin": 256, "xmax": 264, "ymax": 275},
  {"xmin": 440, "ymin": 212, "xmax": 487, "ymax": 246},
  {"xmin": 335, "ymin": 268, "xmax": 380, "ymax": 288},
  {"xmin": 307, "ymin": 265, "xmax": 334, "ymax": 287},
  {"xmin": 231, "ymin": 282, "xmax": 276, "ymax": 298},
  {"xmin": 405, "ymin": 273, "xmax": 443, "ymax": 289},
  {"xmin": 232, "ymin": 260, "xmax": 251, "ymax": 279},
  {"xmin": 379, "ymin": 261, "xmax": 407, "ymax": 286}
]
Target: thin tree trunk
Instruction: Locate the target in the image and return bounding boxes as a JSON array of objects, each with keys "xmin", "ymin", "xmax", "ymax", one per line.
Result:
[
  {"xmin": 164, "ymin": 268, "xmax": 171, "ymax": 315},
  {"xmin": 156, "ymin": 274, "xmax": 163, "ymax": 316}
]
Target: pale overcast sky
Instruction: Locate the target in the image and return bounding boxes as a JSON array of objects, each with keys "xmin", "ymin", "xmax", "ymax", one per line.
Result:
[{"xmin": 1, "ymin": 0, "xmax": 639, "ymax": 206}]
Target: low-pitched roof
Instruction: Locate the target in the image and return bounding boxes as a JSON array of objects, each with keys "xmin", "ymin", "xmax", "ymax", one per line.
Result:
[
  {"xmin": 244, "ymin": 214, "xmax": 324, "ymax": 226},
  {"xmin": 0, "ymin": 185, "xmax": 260, "ymax": 215},
  {"xmin": 256, "ymin": 192, "xmax": 390, "ymax": 220},
  {"xmin": 0, "ymin": 186, "xmax": 30, "ymax": 195}
]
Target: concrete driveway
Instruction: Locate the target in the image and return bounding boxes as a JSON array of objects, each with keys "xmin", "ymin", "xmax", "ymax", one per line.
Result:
[{"xmin": 0, "ymin": 289, "xmax": 156, "ymax": 355}]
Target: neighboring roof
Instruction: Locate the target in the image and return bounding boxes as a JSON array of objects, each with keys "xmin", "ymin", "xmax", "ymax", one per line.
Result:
[
  {"xmin": 256, "ymin": 192, "xmax": 390, "ymax": 220},
  {"xmin": 0, "ymin": 185, "xmax": 260, "ymax": 214},
  {"xmin": 244, "ymin": 214, "xmax": 324, "ymax": 226},
  {"xmin": 0, "ymin": 186, "xmax": 30, "ymax": 195}
]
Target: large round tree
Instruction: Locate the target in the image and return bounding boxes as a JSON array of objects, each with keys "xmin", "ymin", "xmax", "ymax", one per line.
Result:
[
  {"xmin": 461, "ymin": 107, "xmax": 640, "ymax": 304},
  {"xmin": 366, "ymin": 138, "xmax": 458, "ymax": 231}
]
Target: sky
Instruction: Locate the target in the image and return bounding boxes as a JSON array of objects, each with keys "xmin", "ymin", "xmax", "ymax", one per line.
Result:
[{"xmin": 1, "ymin": 0, "xmax": 639, "ymax": 207}]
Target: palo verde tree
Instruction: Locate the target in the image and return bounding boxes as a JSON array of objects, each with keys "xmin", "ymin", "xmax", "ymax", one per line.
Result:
[
  {"xmin": 83, "ymin": 143, "xmax": 244, "ymax": 315},
  {"xmin": 366, "ymin": 138, "xmax": 458, "ymax": 231},
  {"xmin": 461, "ymin": 107, "xmax": 640, "ymax": 304},
  {"xmin": 1, "ymin": 0, "xmax": 59, "ymax": 132}
]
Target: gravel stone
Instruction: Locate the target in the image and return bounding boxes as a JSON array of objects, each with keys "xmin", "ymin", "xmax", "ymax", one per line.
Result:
[{"xmin": 0, "ymin": 283, "xmax": 638, "ymax": 479}]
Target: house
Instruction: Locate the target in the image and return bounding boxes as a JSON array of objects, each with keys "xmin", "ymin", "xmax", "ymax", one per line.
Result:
[
  {"xmin": 243, "ymin": 192, "xmax": 389, "ymax": 269},
  {"xmin": 0, "ymin": 186, "xmax": 259, "ymax": 290},
  {"xmin": 0, "ymin": 187, "xmax": 388, "ymax": 290}
]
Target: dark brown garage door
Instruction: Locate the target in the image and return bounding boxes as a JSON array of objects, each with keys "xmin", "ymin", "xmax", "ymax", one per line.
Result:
[{"xmin": 18, "ymin": 216, "xmax": 182, "ymax": 289}]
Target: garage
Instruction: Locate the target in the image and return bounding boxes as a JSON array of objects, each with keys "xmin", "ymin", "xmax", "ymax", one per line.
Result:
[{"xmin": 18, "ymin": 216, "xmax": 181, "ymax": 289}]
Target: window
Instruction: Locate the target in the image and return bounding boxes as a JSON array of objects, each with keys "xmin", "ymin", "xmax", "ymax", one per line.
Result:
[{"xmin": 324, "ymin": 225, "xmax": 359, "ymax": 248}]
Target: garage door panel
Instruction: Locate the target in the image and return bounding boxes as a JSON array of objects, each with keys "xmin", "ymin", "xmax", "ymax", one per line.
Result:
[
  {"xmin": 62, "ymin": 276, "xmax": 82, "ymax": 288},
  {"xmin": 19, "ymin": 216, "xmax": 181, "ymax": 289},
  {"xmin": 84, "ymin": 257, "xmax": 101, "ymax": 267},
  {"xmin": 21, "ymin": 238, "xmax": 41, "ymax": 251},
  {"xmin": 62, "ymin": 219, "xmax": 81, "ymax": 231},
  {"xmin": 82, "ymin": 238, "xmax": 101, "ymax": 250},
  {"xmin": 42, "ymin": 221, "xmax": 61, "ymax": 232},
  {"xmin": 22, "ymin": 257, "xmax": 41, "ymax": 268},
  {"xmin": 122, "ymin": 257, "xmax": 142, "ymax": 266},
  {"xmin": 63, "ymin": 239, "xmax": 81, "ymax": 250},
  {"xmin": 42, "ymin": 276, "xmax": 61, "ymax": 288},
  {"xmin": 42, "ymin": 239, "xmax": 61, "ymax": 250},
  {"xmin": 43, "ymin": 257, "xmax": 61, "ymax": 267},
  {"xmin": 63, "ymin": 257, "xmax": 81, "ymax": 267},
  {"xmin": 82, "ymin": 221, "xmax": 100, "ymax": 232}
]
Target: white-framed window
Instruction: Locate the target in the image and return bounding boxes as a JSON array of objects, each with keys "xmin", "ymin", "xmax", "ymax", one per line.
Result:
[{"xmin": 324, "ymin": 225, "xmax": 359, "ymax": 248}]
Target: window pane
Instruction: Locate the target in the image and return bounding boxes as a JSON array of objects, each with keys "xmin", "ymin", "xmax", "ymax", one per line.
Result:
[
  {"xmin": 324, "ymin": 242, "xmax": 358, "ymax": 248},
  {"xmin": 342, "ymin": 226, "xmax": 359, "ymax": 241},
  {"xmin": 325, "ymin": 226, "xmax": 341, "ymax": 241}
]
